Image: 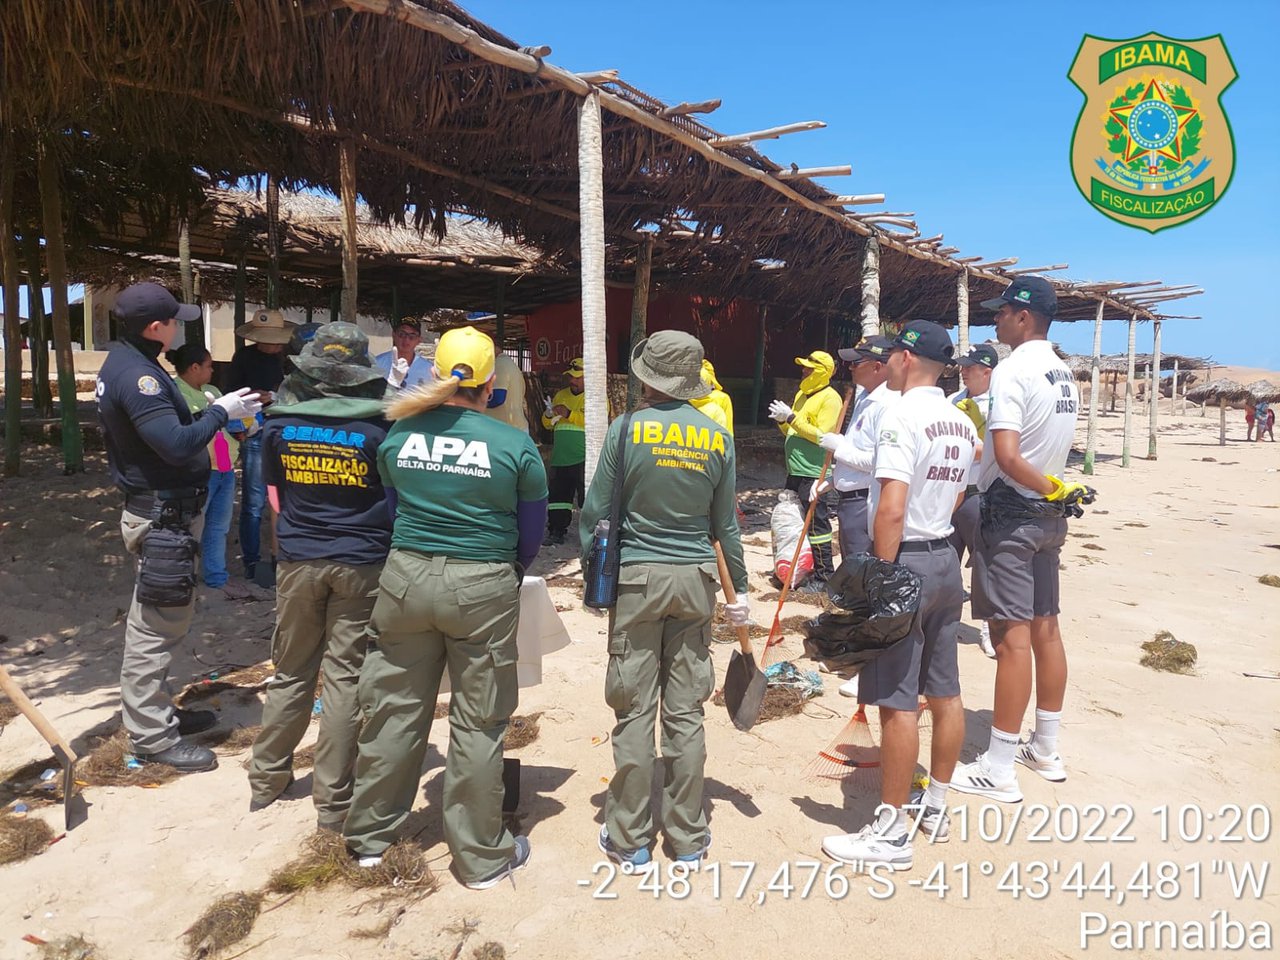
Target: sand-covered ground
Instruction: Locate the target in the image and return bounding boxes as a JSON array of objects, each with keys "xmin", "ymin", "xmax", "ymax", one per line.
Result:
[{"xmin": 1, "ymin": 396, "xmax": 1277, "ymax": 960}]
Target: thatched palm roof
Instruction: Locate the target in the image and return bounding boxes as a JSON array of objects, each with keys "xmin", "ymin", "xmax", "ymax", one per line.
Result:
[
  {"xmin": 1245, "ymin": 379, "xmax": 1280, "ymax": 403},
  {"xmin": 1, "ymin": 0, "xmax": 1192, "ymax": 329},
  {"xmin": 1064, "ymin": 352, "xmax": 1214, "ymax": 380},
  {"xmin": 1186, "ymin": 378, "xmax": 1250, "ymax": 404}
]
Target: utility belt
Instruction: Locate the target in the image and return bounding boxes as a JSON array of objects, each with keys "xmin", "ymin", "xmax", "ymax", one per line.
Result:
[
  {"xmin": 124, "ymin": 486, "xmax": 206, "ymax": 607},
  {"xmin": 980, "ymin": 478, "xmax": 1066, "ymax": 532},
  {"xmin": 897, "ymin": 538, "xmax": 952, "ymax": 554},
  {"xmin": 837, "ymin": 488, "xmax": 870, "ymax": 502}
]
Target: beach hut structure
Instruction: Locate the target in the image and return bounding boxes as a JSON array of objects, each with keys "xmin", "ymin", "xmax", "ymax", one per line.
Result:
[
  {"xmin": 1245, "ymin": 379, "xmax": 1280, "ymax": 404},
  {"xmin": 1186, "ymin": 379, "xmax": 1251, "ymax": 446}
]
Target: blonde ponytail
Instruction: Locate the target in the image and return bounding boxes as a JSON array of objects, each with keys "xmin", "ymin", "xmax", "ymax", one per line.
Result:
[{"xmin": 385, "ymin": 364, "xmax": 489, "ymax": 420}]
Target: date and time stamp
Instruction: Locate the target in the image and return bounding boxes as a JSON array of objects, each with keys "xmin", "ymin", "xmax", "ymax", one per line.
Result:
[{"xmin": 576, "ymin": 803, "xmax": 1274, "ymax": 950}]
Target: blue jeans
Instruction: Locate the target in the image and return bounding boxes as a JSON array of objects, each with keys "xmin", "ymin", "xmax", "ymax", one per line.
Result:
[
  {"xmin": 239, "ymin": 433, "xmax": 266, "ymax": 570},
  {"xmin": 202, "ymin": 468, "xmax": 236, "ymax": 587}
]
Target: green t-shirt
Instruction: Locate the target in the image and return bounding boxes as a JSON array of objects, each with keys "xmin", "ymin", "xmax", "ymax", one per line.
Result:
[
  {"xmin": 379, "ymin": 406, "xmax": 548, "ymax": 563},
  {"xmin": 579, "ymin": 401, "xmax": 747, "ymax": 594}
]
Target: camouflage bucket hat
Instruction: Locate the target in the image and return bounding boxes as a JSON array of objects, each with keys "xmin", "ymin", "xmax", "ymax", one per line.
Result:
[{"xmin": 289, "ymin": 322, "xmax": 385, "ymax": 387}]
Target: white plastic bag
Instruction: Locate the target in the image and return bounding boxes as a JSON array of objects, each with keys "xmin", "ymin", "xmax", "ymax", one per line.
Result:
[{"xmin": 771, "ymin": 489, "xmax": 813, "ymax": 586}]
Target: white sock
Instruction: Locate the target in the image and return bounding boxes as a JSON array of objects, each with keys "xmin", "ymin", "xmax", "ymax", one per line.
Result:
[
  {"xmin": 1032, "ymin": 709, "xmax": 1062, "ymax": 755},
  {"xmin": 877, "ymin": 804, "xmax": 909, "ymax": 837},
  {"xmin": 924, "ymin": 778, "xmax": 949, "ymax": 812},
  {"xmin": 987, "ymin": 727, "xmax": 1021, "ymax": 776}
]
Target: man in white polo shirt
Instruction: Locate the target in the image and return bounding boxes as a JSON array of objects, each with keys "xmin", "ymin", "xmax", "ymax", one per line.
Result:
[
  {"xmin": 951, "ymin": 277, "xmax": 1094, "ymax": 803},
  {"xmin": 821, "ymin": 320, "xmax": 976, "ymax": 872}
]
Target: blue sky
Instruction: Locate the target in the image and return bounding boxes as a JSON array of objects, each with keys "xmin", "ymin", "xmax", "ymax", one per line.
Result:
[{"xmin": 468, "ymin": 0, "xmax": 1280, "ymax": 368}]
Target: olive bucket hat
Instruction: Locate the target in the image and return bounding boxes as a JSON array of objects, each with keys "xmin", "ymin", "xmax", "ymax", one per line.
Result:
[
  {"xmin": 630, "ymin": 330, "xmax": 711, "ymax": 400},
  {"xmin": 290, "ymin": 322, "xmax": 385, "ymax": 387}
]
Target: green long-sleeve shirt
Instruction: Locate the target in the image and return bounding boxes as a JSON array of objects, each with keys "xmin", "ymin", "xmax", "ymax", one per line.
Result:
[{"xmin": 580, "ymin": 401, "xmax": 747, "ymax": 594}]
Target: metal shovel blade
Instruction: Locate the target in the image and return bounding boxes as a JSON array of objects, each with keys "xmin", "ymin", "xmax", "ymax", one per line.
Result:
[{"xmin": 723, "ymin": 647, "xmax": 767, "ymax": 732}]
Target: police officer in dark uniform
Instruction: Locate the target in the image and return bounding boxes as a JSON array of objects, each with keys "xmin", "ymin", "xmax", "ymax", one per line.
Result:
[{"xmin": 97, "ymin": 282, "xmax": 262, "ymax": 772}]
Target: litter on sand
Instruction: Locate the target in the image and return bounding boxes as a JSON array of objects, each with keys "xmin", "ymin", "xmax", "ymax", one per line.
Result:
[
  {"xmin": 183, "ymin": 891, "xmax": 263, "ymax": 959},
  {"xmin": 1140, "ymin": 630, "xmax": 1198, "ymax": 675},
  {"xmin": 0, "ymin": 811, "xmax": 55, "ymax": 865}
]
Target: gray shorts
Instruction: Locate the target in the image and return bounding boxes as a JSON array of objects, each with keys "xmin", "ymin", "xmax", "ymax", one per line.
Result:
[
  {"xmin": 858, "ymin": 541, "xmax": 963, "ymax": 712},
  {"xmin": 971, "ymin": 513, "xmax": 1068, "ymax": 622},
  {"xmin": 947, "ymin": 490, "xmax": 981, "ymax": 566},
  {"xmin": 835, "ymin": 493, "xmax": 872, "ymax": 561}
]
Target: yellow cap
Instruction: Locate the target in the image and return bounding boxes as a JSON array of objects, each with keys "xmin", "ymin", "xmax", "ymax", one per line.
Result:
[
  {"xmin": 795, "ymin": 350, "xmax": 835, "ymax": 373},
  {"xmin": 701, "ymin": 358, "xmax": 723, "ymax": 391},
  {"xmin": 566, "ymin": 357, "xmax": 585, "ymax": 376},
  {"xmin": 434, "ymin": 326, "xmax": 495, "ymax": 387}
]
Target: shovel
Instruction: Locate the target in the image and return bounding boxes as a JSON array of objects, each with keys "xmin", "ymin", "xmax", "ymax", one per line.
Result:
[
  {"xmin": 715, "ymin": 543, "xmax": 766, "ymax": 731},
  {"xmin": 0, "ymin": 663, "xmax": 85, "ymax": 830}
]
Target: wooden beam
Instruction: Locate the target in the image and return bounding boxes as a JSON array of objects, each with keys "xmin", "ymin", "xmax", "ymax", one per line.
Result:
[
  {"xmin": 823, "ymin": 194, "xmax": 884, "ymax": 206},
  {"xmin": 936, "ymin": 246, "xmax": 959, "ymax": 255},
  {"xmin": 860, "ymin": 236, "xmax": 880, "ymax": 339},
  {"xmin": 520, "ymin": 44, "xmax": 552, "ymax": 58},
  {"xmin": 1006, "ymin": 263, "xmax": 1068, "ymax": 274},
  {"xmin": 971, "ymin": 257, "xmax": 1018, "ymax": 269},
  {"xmin": 659, "ymin": 99, "xmax": 721, "ymax": 118},
  {"xmin": 956, "ymin": 270, "xmax": 969, "ymax": 354},
  {"xmin": 1123, "ymin": 314, "xmax": 1136, "ymax": 467},
  {"xmin": 954, "ymin": 255, "xmax": 983, "ymax": 264},
  {"xmin": 339, "ymin": 140, "xmax": 359, "ymax": 323},
  {"xmin": 707, "ymin": 120, "xmax": 826, "ymax": 147},
  {"xmin": 0, "ymin": 134, "xmax": 23, "ymax": 476},
  {"xmin": 579, "ymin": 91, "xmax": 608, "ymax": 489},
  {"xmin": 626, "ymin": 234, "xmax": 653, "ymax": 409},
  {"xmin": 776, "ymin": 164, "xmax": 851, "ymax": 180},
  {"xmin": 577, "ymin": 69, "xmax": 619, "ymax": 84},
  {"xmin": 1083, "ymin": 299, "xmax": 1104, "ymax": 475}
]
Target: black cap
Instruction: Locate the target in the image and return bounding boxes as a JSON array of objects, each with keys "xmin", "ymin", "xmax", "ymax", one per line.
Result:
[
  {"xmin": 890, "ymin": 320, "xmax": 954, "ymax": 364},
  {"xmin": 956, "ymin": 343, "xmax": 999, "ymax": 369},
  {"xmin": 980, "ymin": 276, "xmax": 1058, "ymax": 317},
  {"xmin": 837, "ymin": 335, "xmax": 894, "ymax": 363},
  {"xmin": 114, "ymin": 282, "xmax": 200, "ymax": 329}
]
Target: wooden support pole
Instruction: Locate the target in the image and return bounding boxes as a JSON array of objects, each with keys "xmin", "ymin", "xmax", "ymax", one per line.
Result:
[
  {"xmin": 329, "ymin": 289, "xmax": 340, "ymax": 323},
  {"xmin": 750, "ymin": 305, "xmax": 767, "ymax": 426},
  {"xmin": 265, "ymin": 175, "xmax": 280, "ymax": 309},
  {"xmin": 23, "ymin": 232, "xmax": 51, "ymax": 418},
  {"xmin": 36, "ymin": 137, "xmax": 83, "ymax": 473},
  {"xmin": 391, "ymin": 285, "xmax": 401, "ymax": 326},
  {"xmin": 1, "ymin": 135, "xmax": 23, "ymax": 476},
  {"xmin": 578, "ymin": 91, "xmax": 608, "ymax": 490},
  {"xmin": 1149, "ymin": 318, "xmax": 1161, "ymax": 459},
  {"xmin": 860, "ymin": 236, "xmax": 880, "ymax": 339},
  {"xmin": 178, "ymin": 219, "xmax": 193, "ymax": 301},
  {"xmin": 956, "ymin": 270, "xmax": 970, "ymax": 354},
  {"xmin": 1122, "ymin": 314, "xmax": 1136, "ymax": 467},
  {"xmin": 494, "ymin": 279, "xmax": 506, "ymax": 347},
  {"xmin": 626, "ymin": 234, "xmax": 653, "ymax": 410},
  {"xmin": 234, "ymin": 252, "xmax": 247, "ymax": 352},
  {"xmin": 708, "ymin": 120, "xmax": 825, "ymax": 148},
  {"xmin": 1173, "ymin": 358, "xmax": 1180, "ymax": 416},
  {"xmin": 1083, "ymin": 299, "xmax": 1104, "ymax": 475},
  {"xmin": 776, "ymin": 164, "xmax": 851, "ymax": 180},
  {"xmin": 1218, "ymin": 397, "xmax": 1227, "ymax": 445},
  {"xmin": 339, "ymin": 142, "xmax": 359, "ymax": 324}
]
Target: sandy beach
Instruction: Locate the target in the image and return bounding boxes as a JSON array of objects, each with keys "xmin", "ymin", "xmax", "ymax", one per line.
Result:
[{"xmin": 2, "ymin": 395, "xmax": 1278, "ymax": 960}]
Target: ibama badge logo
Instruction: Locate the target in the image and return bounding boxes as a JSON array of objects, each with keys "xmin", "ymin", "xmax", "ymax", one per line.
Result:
[{"xmin": 1068, "ymin": 34, "xmax": 1236, "ymax": 232}]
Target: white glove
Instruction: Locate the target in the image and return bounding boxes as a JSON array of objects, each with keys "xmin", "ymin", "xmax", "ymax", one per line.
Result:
[
  {"xmin": 818, "ymin": 432, "xmax": 842, "ymax": 452},
  {"xmin": 243, "ymin": 417, "xmax": 262, "ymax": 439},
  {"xmin": 388, "ymin": 357, "xmax": 410, "ymax": 388},
  {"xmin": 213, "ymin": 387, "xmax": 262, "ymax": 422},
  {"xmin": 809, "ymin": 477, "xmax": 831, "ymax": 500},
  {"xmin": 723, "ymin": 599, "xmax": 752, "ymax": 627},
  {"xmin": 543, "ymin": 395, "xmax": 555, "ymax": 414},
  {"xmin": 768, "ymin": 400, "xmax": 794, "ymax": 423}
]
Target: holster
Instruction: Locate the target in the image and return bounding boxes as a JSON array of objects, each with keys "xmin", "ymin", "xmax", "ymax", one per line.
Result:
[{"xmin": 131, "ymin": 487, "xmax": 206, "ymax": 608}]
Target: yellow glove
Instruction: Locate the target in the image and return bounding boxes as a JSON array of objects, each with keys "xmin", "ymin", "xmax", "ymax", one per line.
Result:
[
  {"xmin": 955, "ymin": 397, "xmax": 985, "ymax": 433},
  {"xmin": 1044, "ymin": 475, "xmax": 1097, "ymax": 516}
]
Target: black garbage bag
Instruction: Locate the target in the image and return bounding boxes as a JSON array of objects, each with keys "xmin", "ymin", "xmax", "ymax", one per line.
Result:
[{"xmin": 801, "ymin": 553, "xmax": 922, "ymax": 671}]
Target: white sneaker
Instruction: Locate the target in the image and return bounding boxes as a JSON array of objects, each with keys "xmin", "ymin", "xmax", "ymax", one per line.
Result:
[
  {"xmin": 1016, "ymin": 740, "xmax": 1067, "ymax": 782},
  {"xmin": 838, "ymin": 675, "xmax": 860, "ymax": 698},
  {"xmin": 465, "ymin": 835, "xmax": 532, "ymax": 890},
  {"xmin": 906, "ymin": 789, "xmax": 950, "ymax": 843},
  {"xmin": 950, "ymin": 753, "xmax": 1024, "ymax": 803},
  {"xmin": 978, "ymin": 622, "xmax": 996, "ymax": 659},
  {"xmin": 822, "ymin": 817, "xmax": 913, "ymax": 871}
]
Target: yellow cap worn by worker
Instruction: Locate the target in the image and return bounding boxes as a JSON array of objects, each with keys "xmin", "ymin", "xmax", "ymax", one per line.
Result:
[
  {"xmin": 691, "ymin": 358, "xmax": 735, "ymax": 434},
  {"xmin": 794, "ymin": 350, "xmax": 835, "ymax": 393},
  {"xmin": 566, "ymin": 357, "xmax": 585, "ymax": 377},
  {"xmin": 433, "ymin": 326, "xmax": 495, "ymax": 386}
]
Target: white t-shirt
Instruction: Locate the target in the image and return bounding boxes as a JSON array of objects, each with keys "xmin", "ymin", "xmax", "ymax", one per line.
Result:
[
  {"xmin": 830, "ymin": 383, "xmax": 900, "ymax": 491},
  {"xmin": 869, "ymin": 386, "xmax": 978, "ymax": 541},
  {"xmin": 975, "ymin": 340, "xmax": 1079, "ymax": 497}
]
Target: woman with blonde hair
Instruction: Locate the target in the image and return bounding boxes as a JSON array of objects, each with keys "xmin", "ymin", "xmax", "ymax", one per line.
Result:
[{"xmin": 344, "ymin": 326, "xmax": 548, "ymax": 890}]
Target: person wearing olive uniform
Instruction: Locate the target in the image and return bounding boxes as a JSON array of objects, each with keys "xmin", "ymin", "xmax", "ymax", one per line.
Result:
[
  {"xmin": 583, "ymin": 331, "xmax": 749, "ymax": 868},
  {"xmin": 97, "ymin": 283, "xmax": 262, "ymax": 772},
  {"xmin": 540, "ymin": 357, "xmax": 587, "ymax": 545},
  {"xmin": 344, "ymin": 327, "xmax": 548, "ymax": 890},
  {"xmin": 769, "ymin": 351, "xmax": 843, "ymax": 589},
  {"xmin": 249, "ymin": 323, "xmax": 393, "ymax": 831}
]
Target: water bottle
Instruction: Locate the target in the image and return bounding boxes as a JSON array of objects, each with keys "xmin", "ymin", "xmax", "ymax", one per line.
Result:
[{"xmin": 584, "ymin": 519, "xmax": 619, "ymax": 608}]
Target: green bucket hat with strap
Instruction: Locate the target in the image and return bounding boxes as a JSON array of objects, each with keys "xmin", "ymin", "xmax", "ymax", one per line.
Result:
[
  {"xmin": 630, "ymin": 330, "xmax": 711, "ymax": 400},
  {"xmin": 290, "ymin": 322, "xmax": 385, "ymax": 387}
]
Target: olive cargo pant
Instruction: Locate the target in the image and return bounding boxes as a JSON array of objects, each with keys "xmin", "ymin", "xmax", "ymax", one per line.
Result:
[
  {"xmin": 605, "ymin": 561, "xmax": 717, "ymax": 857},
  {"xmin": 249, "ymin": 559, "xmax": 380, "ymax": 827},
  {"xmin": 119, "ymin": 507, "xmax": 205, "ymax": 755},
  {"xmin": 344, "ymin": 551, "xmax": 521, "ymax": 883}
]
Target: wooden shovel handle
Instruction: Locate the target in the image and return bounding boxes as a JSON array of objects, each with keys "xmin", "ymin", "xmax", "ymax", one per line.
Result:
[
  {"xmin": 713, "ymin": 542, "xmax": 752, "ymax": 655},
  {"xmin": 0, "ymin": 663, "xmax": 77, "ymax": 762}
]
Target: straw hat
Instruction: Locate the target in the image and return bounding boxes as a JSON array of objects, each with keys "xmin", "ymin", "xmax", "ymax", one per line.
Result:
[{"xmin": 236, "ymin": 308, "xmax": 295, "ymax": 344}]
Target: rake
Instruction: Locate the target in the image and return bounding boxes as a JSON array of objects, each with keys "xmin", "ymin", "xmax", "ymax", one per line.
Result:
[{"xmin": 802, "ymin": 703, "xmax": 881, "ymax": 786}]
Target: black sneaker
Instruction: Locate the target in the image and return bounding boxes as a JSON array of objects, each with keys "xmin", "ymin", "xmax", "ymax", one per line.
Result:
[
  {"xmin": 137, "ymin": 741, "xmax": 218, "ymax": 773},
  {"xmin": 542, "ymin": 530, "xmax": 566, "ymax": 547},
  {"xmin": 176, "ymin": 708, "xmax": 217, "ymax": 736}
]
